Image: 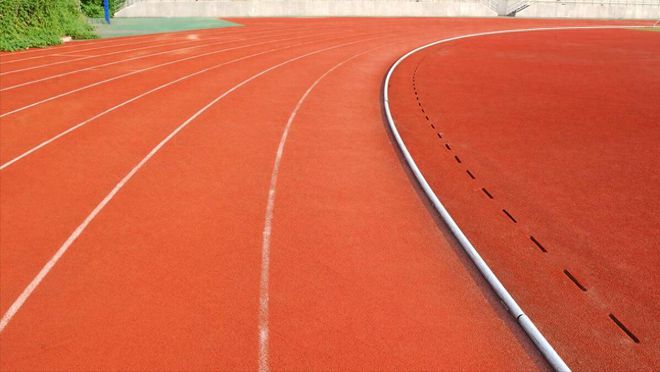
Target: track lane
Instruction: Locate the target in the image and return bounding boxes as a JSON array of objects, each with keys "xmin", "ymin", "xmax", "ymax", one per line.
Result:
[
  {"xmin": 0, "ymin": 30, "xmax": 370, "ymax": 168},
  {"xmin": 0, "ymin": 23, "xmax": 347, "ymax": 90},
  {"xmin": 264, "ymin": 39, "xmax": 544, "ymax": 371},
  {"xmin": 0, "ymin": 28, "xmax": 334, "ymax": 113},
  {"xmin": 0, "ymin": 31, "xmax": 398, "ymax": 370},
  {"xmin": 0, "ymin": 29, "xmax": 382, "ymax": 317}
]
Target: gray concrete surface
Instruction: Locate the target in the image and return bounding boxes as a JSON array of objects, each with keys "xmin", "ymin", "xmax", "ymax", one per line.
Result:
[{"xmin": 116, "ymin": 0, "xmax": 497, "ymax": 18}]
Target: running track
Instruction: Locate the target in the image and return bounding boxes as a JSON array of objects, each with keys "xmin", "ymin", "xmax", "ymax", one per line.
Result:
[{"xmin": 0, "ymin": 18, "xmax": 653, "ymax": 370}]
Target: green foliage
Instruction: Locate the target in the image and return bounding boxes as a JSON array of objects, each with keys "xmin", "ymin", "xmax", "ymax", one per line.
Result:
[
  {"xmin": 80, "ymin": 0, "xmax": 125, "ymax": 18},
  {"xmin": 1, "ymin": 0, "xmax": 97, "ymax": 51}
]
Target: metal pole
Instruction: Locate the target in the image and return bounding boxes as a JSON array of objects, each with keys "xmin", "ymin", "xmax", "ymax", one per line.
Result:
[{"xmin": 104, "ymin": 0, "xmax": 111, "ymax": 24}]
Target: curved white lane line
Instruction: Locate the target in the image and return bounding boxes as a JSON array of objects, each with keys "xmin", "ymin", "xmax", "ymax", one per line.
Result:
[
  {"xmin": 0, "ymin": 28, "xmax": 312, "ymax": 92},
  {"xmin": 0, "ymin": 36, "xmax": 235, "ymax": 77},
  {"xmin": 384, "ymin": 25, "xmax": 648, "ymax": 372},
  {"xmin": 257, "ymin": 41, "xmax": 396, "ymax": 372},
  {"xmin": 0, "ymin": 24, "xmax": 316, "ymax": 91},
  {"xmin": 0, "ymin": 34, "xmax": 385, "ymax": 335},
  {"xmin": 0, "ymin": 36, "xmax": 343, "ymax": 171},
  {"xmin": 0, "ymin": 30, "xmax": 343, "ymax": 119}
]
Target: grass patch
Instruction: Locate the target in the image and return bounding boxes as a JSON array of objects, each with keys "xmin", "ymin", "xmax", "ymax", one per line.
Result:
[{"xmin": 1, "ymin": 0, "xmax": 96, "ymax": 51}]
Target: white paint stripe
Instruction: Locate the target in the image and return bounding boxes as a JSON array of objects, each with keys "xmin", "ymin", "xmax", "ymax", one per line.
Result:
[
  {"xmin": 0, "ymin": 38, "xmax": 163, "ymax": 63},
  {"xmin": 0, "ymin": 27, "xmax": 304, "ymax": 91},
  {"xmin": 0, "ymin": 26, "xmax": 256, "ymax": 64},
  {"xmin": 0, "ymin": 36, "xmax": 240, "ymax": 77},
  {"xmin": 257, "ymin": 41, "xmax": 395, "ymax": 372},
  {"xmin": 383, "ymin": 24, "xmax": 647, "ymax": 372},
  {"xmin": 0, "ymin": 34, "xmax": 383, "ymax": 334},
  {"xmin": 0, "ymin": 35, "xmax": 343, "ymax": 170},
  {"xmin": 0, "ymin": 38, "xmax": 237, "ymax": 90},
  {"xmin": 0, "ymin": 31, "xmax": 340, "ymax": 118}
]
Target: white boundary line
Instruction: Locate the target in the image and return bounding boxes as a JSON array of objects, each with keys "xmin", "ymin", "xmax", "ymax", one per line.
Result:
[
  {"xmin": 257, "ymin": 41, "xmax": 396, "ymax": 372},
  {"xmin": 0, "ymin": 37, "xmax": 227, "ymax": 76},
  {"xmin": 0, "ymin": 35, "xmax": 244, "ymax": 78},
  {"xmin": 0, "ymin": 30, "xmax": 347, "ymax": 118},
  {"xmin": 383, "ymin": 24, "xmax": 649, "ymax": 372},
  {"xmin": 0, "ymin": 27, "xmax": 314, "ymax": 91},
  {"xmin": 0, "ymin": 25, "xmax": 253, "ymax": 63},
  {"xmin": 0, "ymin": 34, "xmax": 350, "ymax": 170},
  {"xmin": 0, "ymin": 34, "xmax": 385, "ymax": 336}
]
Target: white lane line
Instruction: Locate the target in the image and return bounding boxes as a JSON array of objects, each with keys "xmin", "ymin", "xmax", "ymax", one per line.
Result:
[
  {"xmin": 0, "ymin": 27, "xmax": 303, "ymax": 91},
  {"xmin": 383, "ymin": 25, "xmax": 648, "ymax": 372},
  {"xmin": 257, "ymin": 42, "xmax": 394, "ymax": 372},
  {"xmin": 0, "ymin": 35, "xmax": 344, "ymax": 170},
  {"xmin": 0, "ymin": 31, "xmax": 340, "ymax": 119},
  {"xmin": 0, "ymin": 26, "xmax": 253, "ymax": 64},
  {"xmin": 0, "ymin": 34, "xmax": 384, "ymax": 335},
  {"xmin": 0, "ymin": 36, "xmax": 242, "ymax": 78}
]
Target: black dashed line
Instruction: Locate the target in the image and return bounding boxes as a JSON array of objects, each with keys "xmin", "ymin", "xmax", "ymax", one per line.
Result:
[
  {"xmin": 430, "ymin": 124, "xmax": 435, "ymax": 129},
  {"xmin": 421, "ymin": 108, "xmax": 425, "ymax": 113},
  {"xmin": 481, "ymin": 188, "xmax": 493, "ymax": 199},
  {"xmin": 466, "ymin": 170, "xmax": 475, "ymax": 179},
  {"xmin": 530, "ymin": 236, "xmax": 547, "ymax": 253},
  {"xmin": 502, "ymin": 209, "xmax": 517, "ymax": 223},
  {"xmin": 454, "ymin": 155, "xmax": 462, "ymax": 164},
  {"xmin": 436, "ymin": 133, "xmax": 443, "ymax": 139},
  {"xmin": 445, "ymin": 144, "xmax": 451, "ymax": 151},
  {"xmin": 609, "ymin": 314, "xmax": 640, "ymax": 343},
  {"xmin": 425, "ymin": 115, "xmax": 429, "ymax": 121},
  {"xmin": 563, "ymin": 270, "xmax": 587, "ymax": 291}
]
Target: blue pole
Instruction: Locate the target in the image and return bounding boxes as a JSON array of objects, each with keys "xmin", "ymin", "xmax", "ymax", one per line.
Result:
[{"xmin": 103, "ymin": 0, "xmax": 110, "ymax": 24}]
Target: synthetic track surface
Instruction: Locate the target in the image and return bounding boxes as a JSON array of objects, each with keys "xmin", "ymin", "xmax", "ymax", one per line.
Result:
[
  {"xmin": 388, "ymin": 28, "xmax": 659, "ymax": 370},
  {"xmin": 0, "ymin": 18, "xmax": 652, "ymax": 370}
]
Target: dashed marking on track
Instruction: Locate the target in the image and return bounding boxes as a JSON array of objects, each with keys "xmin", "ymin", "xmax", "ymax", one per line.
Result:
[
  {"xmin": 502, "ymin": 209, "xmax": 517, "ymax": 223},
  {"xmin": 466, "ymin": 170, "xmax": 475, "ymax": 179},
  {"xmin": 529, "ymin": 236, "xmax": 547, "ymax": 253},
  {"xmin": 444, "ymin": 143, "xmax": 451, "ymax": 151},
  {"xmin": 454, "ymin": 155, "xmax": 462, "ymax": 164},
  {"xmin": 481, "ymin": 187, "xmax": 493, "ymax": 199},
  {"xmin": 563, "ymin": 269, "xmax": 587, "ymax": 291},
  {"xmin": 608, "ymin": 314, "xmax": 640, "ymax": 343}
]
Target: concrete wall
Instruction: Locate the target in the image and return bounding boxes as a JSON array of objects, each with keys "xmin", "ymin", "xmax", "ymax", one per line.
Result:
[
  {"xmin": 518, "ymin": 1, "xmax": 660, "ymax": 19},
  {"xmin": 116, "ymin": 0, "xmax": 497, "ymax": 18}
]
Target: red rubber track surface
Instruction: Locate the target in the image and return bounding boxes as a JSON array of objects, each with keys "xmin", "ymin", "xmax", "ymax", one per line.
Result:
[
  {"xmin": 0, "ymin": 18, "xmax": 651, "ymax": 370},
  {"xmin": 388, "ymin": 28, "xmax": 659, "ymax": 370}
]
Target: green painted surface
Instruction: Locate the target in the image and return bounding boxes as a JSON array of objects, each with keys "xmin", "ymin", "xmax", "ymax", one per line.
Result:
[{"xmin": 90, "ymin": 17, "xmax": 241, "ymax": 38}]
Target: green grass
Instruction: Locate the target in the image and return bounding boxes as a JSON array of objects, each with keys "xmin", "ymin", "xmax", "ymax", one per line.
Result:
[
  {"xmin": 1, "ymin": 0, "xmax": 97, "ymax": 51},
  {"xmin": 90, "ymin": 17, "xmax": 240, "ymax": 39}
]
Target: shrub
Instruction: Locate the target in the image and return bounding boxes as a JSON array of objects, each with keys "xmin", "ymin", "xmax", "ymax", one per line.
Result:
[{"xmin": 0, "ymin": 0, "xmax": 97, "ymax": 51}]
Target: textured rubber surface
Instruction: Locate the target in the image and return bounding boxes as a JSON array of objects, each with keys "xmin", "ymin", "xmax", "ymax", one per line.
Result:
[
  {"xmin": 388, "ymin": 28, "xmax": 659, "ymax": 370},
  {"xmin": 0, "ymin": 18, "xmax": 652, "ymax": 370}
]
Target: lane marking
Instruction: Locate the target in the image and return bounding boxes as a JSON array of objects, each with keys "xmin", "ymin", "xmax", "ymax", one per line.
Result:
[
  {"xmin": 0, "ymin": 34, "xmax": 385, "ymax": 336},
  {"xmin": 383, "ymin": 24, "xmax": 649, "ymax": 372},
  {"xmin": 257, "ymin": 41, "xmax": 395, "ymax": 372},
  {"xmin": 0, "ymin": 25, "xmax": 261, "ymax": 64},
  {"xmin": 0, "ymin": 35, "xmax": 348, "ymax": 170},
  {"xmin": 0, "ymin": 30, "xmax": 350, "ymax": 118},
  {"xmin": 0, "ymin": 27, "xmax": 310, "ymax": 91}
]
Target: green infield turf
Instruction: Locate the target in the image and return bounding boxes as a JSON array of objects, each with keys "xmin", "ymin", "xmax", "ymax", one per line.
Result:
[{"xmin": 91, "ymin": 17, "xmax": 241, "ymax": 38}]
